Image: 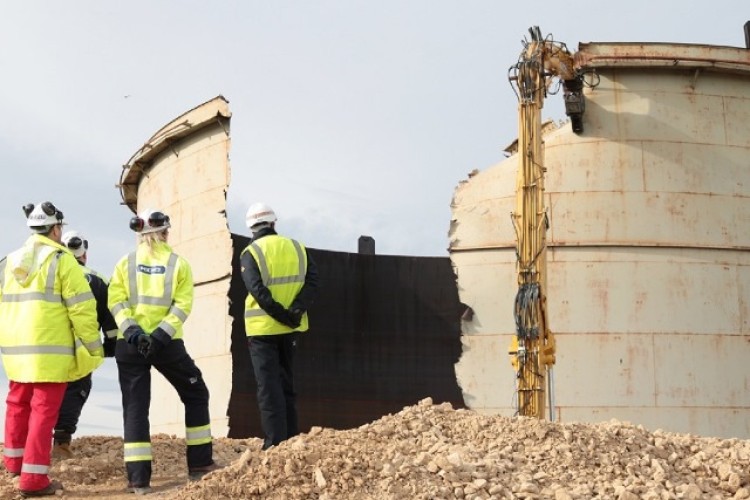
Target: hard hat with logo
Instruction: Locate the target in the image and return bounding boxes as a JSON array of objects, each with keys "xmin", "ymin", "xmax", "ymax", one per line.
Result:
[
  {"xmin": 129, "ymin": 208, "xmax": 171, "ymax": 234},
  {"xmin": 245, "ymin": 202, "xmax": 277, "ymax": 229},
  {"xmin": 62, "ymin": 230, "xmax": 89, "ymax": 258},
  {"xmin": 23, "ymin": 201, "xmax": 65, "ymax": 233}
]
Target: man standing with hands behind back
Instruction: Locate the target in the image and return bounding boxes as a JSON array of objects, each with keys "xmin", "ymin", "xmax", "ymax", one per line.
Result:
[{"xmin": 240, "ymin": 202, "xmax": 319, "ymax": 450}]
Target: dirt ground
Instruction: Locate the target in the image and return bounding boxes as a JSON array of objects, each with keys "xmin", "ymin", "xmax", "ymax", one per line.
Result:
[{"xmin": 1, "ymin": 398, "xmax": 749, "ymax": 499}]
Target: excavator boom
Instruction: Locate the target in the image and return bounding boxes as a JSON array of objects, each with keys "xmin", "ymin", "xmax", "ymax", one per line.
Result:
[{"xmin": 508, "ymin": 27, "xmax": 583, "ymax": 419}]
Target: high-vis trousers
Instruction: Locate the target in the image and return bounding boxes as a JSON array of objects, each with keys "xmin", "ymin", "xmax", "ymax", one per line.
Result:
[
  {"xmin": 54, "ymin": 373, "xmax": 92, "ymax": 444},
  {"xmin": 248, "ymin": 333, "xmax": 299, "ymax": 450},
  {"xmin": 116, "ymin": 339, "xmax": 212, "ymax": 487},
  {"xmin": 3, "ymin": 381, "xmax": 67, "ymax": 492}
]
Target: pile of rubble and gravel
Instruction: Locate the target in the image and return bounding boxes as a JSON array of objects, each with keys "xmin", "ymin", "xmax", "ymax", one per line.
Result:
[{"xmin": 1, "ymin": 398, "xmax": 749, "ymax": 499}]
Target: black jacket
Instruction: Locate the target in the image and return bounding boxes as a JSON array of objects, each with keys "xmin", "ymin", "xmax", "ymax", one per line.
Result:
[{"xmin": 82, "ymin": 265, "xmax": 118, "ymax": 357}]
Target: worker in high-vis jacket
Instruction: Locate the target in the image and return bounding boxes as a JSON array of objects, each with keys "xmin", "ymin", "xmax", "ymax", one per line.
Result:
[
  {"xmin": 108, "ymin": 208, "xmax": 220, "ymax": 495},
  {"xmin": 52, "ymin": 230, "xmax": 119, "ymax": 460},
  {"xmin": 0, "ymin": 201, "xmax": 103, "ymax": 498},
  {"xmin": 241, "ymin": 202, "xmax": 319, "ymax": 450}
]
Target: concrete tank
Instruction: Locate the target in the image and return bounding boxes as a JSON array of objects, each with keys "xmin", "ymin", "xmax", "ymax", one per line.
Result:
[{"xmin": 449, "ymin": 41, "xmax": 750, "ymax": 438}]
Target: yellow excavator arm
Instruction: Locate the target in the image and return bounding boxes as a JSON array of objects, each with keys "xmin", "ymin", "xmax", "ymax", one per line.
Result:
[{"xmin": 508, "ymin": 26, "xmax": 584, "ymax": 419}]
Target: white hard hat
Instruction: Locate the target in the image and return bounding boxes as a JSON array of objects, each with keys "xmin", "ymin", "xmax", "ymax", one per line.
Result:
[
  {"xmin": 62, "ymin": 230, "xmax": 88, "ymax": 258},
  {"xmin": 23, "ymin": 201, "xmax": 65, "ymax": 233},
  {"xmin": 130, "ymin": 208, "xmax": 171, "ymax": 234},
  {"xmin": 245, "ymin": 202, "xmax": 277, "ymax": 229}
]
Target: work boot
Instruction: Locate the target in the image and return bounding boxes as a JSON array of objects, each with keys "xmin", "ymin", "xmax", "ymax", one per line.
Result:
[
  {"xmin": 127, "ymin": 482, "xmax": 153, "ymax": 495},
  {"xmin": 51, "ymin": 442, "xmax": 74, "ymax": 460},
  {"xmin": 19, "ymin": 479, "xmax": 64, "ymax": 497},
  {"xmin": 188, "ymin": 462, "xmax": 224, "ymax": 480}
]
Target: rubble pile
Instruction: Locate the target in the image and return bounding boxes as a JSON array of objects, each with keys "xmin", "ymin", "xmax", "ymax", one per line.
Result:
[{"xmin": 1, "ymin": 398, "xmax": 748, "ymax": 499}]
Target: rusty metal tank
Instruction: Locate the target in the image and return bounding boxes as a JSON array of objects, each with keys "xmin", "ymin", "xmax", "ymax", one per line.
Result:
[{"xmin": 449, "ymin": 41, "xmax": 750, "ymax": 438}]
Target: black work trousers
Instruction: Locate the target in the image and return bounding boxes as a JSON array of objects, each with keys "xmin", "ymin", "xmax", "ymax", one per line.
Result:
[
  {"xmin": 248, "ymin": 332, "xmax": 299, "ymax": 450},
  {"xmin": 116, "ymin": 339, "xmax": 212, "ymax": 487},
  {"xmin": 53, "ymin": 374, "xmax": 92, "ymax": 444}
]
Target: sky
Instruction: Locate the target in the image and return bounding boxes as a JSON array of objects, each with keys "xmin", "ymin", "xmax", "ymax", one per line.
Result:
[{"xmin": 0, "ymin": 1, "xmax": 747, "ymax": 436}]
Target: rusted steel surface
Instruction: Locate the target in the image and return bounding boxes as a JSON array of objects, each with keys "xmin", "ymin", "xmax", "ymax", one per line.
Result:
[
  {"xmin": 450, "ymin": 41, "xmax": 750, "ymax": 437},
  {"xmin": 576, "ymin": 42, "xmax": 750, "ymax": 75}
]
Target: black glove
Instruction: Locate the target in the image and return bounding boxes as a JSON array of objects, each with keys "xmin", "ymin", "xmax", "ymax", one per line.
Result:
[
  {"xmin": 136, "ymin": 335, "xmax": 152, "ymax": 357},
  {"xmin": 103, "ymin": 338, "xmax": 116, "ymax": 358},
  {"xmin": 124, "ymin": 325, "xmax": 146, "ymax": 345},
  {"xmin": 288, "ymin": 308, "xmax": 304, "ymax": 328},
  {"xmin": 144, "ymin": 334, "xmax": 165, "ymax": 361}
]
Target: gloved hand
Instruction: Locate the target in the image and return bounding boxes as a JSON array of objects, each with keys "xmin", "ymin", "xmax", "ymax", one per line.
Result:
[
  {"xmin": 124, "ymin": 325, "xmax": 146, "ymax": 345},
  {"xmin": 288, "ymin": 308, "xmax": 304, "ymax": 328},
  {"xmin": 144, "ymin": 334, "xmax": 165, "ymax": 361},
  {"xmin": 136, "ymin": 335, "xmax": 152, "ymax": 358},
  {"xmin": 103, "ymin": 338, "xmax": 116, "ymax": 358}
]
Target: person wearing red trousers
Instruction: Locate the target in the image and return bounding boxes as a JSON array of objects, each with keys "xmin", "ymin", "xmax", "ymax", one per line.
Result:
[{"xmin": 0, "ymin": 201, "xmax": 103, "ymax": 497}]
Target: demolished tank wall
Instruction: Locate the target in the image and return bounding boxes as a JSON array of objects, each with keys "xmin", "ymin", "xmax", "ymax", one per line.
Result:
[{"xmin": 450, "ymin": 42, "xmax": 750, "ymax": 438}]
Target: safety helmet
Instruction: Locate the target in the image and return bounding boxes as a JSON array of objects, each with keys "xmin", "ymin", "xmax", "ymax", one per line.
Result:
[
  {"xmin": 245, "ymin": 202, "xmax": 277, "ymax": 229},
  {"xmin": 62, "ymin": 230, "xmax": 88, "ymax": 258},
  {"xmin": 23, "ymin": 201, "xmax": 65, "ymax": 233},
  {"xmin": 129, "ymin": 208, "xmax": 171, "ymax": 234}
]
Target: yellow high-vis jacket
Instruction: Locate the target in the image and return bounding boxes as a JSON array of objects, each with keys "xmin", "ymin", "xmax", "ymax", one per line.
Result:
[
  {"xmin": 108, "ymin": 241, "xmax": 193, "ymax": 341},
  {"xmin": 242, "ymin": 234, "xmax": 309, "ymax": 335},
  {"xmin": 0, "ymin": 234, "xmax": 103, "ymax": 382}
]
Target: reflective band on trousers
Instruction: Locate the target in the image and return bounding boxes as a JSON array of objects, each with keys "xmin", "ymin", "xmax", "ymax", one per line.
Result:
[
  {"xmin": 249, "ymin": 240, "xmax": 306, "ymax": 286},
  {"xmin": 127, "ymin": 252, "xmax": 179, "ymax": 307},
  {"xmin": 21, "ymin": 463, "xmax": 49, "ymax": 474},
  {"xmin": 185, "ymin": 424, "xmax": 212, "ymax": 446},
  {"xmin": 3, "ymin": 447, "xmax": 23, "ymax": 458},
  {"xmin": 124, "ymin": 442, "xmax": 152, "ymax": 462}
]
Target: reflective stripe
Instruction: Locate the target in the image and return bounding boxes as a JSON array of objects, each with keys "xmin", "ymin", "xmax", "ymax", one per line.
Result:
[
  {"xmin": 2, "ymin": 252, "xmax": 64, "ymax": 304},
  {"xmin": 21, "ymin": 463, "xmax": 49, "ymax": 474},
  {"xmin": 267, "ymin": 274, "xmax": 305, "ymax": 285},
  {"xmin": 169, "ymin": 306, "xmax": 188, "ymax": 323},
  {"xmin": 105, "ymin": 329, "xmax": 119, "ymax": 339},
  {"xmin": 111, "ymin": 301, "xmax": 129, "ymax": 316},
  {"xmin": 124, "ymin": 442, "xmax": 152, "ymax": 462},
  {"xmin": 0, "ymin": 345, "xmax": 74, "ymax": 355},
  {"xmin": 3, "ymin": 447, "xmax": 24, "ymax": 458},
  {"xmin": 0, "ymin": 257, "xmax": 6, "ymax": 289},
  {"xmin": 127, "ymin": 253, "xmax": 138, "ymax": 306},
  {"xmin": 244, "ymin": 310, "xmax": 269, "ymax": 318},
  {"xmin": 76, "ymin": 337, "xmax": 103, "ymax": 351},
  {"xmin": 119, "ymin": 318, "xmax": 137, "ymax": 331},
  {"xmin": 250, "ymin": 240, "xmax": 306, "ymax": 286},
  {"xmin": 250, "ymin": 243, "xmax": 270, "ymax": 284},
  {"xmin": 1, "ymin": 292, "xmax": 61, "ymax": 303},
  {"xmin": 128, "ymin": 253, "xmax": 178, "ymax": 307},
  {"xmin": 185, "ymin": 425, "xmax": 212, "ymax": 445},
  {"xmin": 63, "ymin": 290, "xmax": 95, "ymax": 307},
  {"xmin": 158, "ymin": 321, "xmax": 176, "ymax": 337}
]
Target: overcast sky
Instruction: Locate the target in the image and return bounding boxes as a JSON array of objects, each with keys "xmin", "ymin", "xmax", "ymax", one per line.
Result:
[{"xmin": 0, "ymin": 1, "xmax": 747, "ymax": 435}]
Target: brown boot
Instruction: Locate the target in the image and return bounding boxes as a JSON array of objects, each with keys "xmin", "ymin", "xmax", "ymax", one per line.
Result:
[
  {"xmin": 51, "ymin": 442, "xmax": 73, "ymax": 460},
  {"xmin": 188, "ymin": 462, "xmax": 224, "ymax": 480}
]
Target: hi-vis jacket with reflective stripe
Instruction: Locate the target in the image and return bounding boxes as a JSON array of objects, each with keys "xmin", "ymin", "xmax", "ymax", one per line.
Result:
[
  {"xmin": 108, "ymin": 241, "xmax": 193, "ymax": 341},
  {"xmin": 0, "ymin": 234, "xmax": 103, "ymax": 382},
  {"xmin": 242, "ymin": 234, "xmax": 309, "ymax": 335}
]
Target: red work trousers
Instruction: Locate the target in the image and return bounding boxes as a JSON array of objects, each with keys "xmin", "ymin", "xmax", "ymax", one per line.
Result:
[{"xmin": 3, "ymin": 381, "xmax": 67, "ymax": 491}]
